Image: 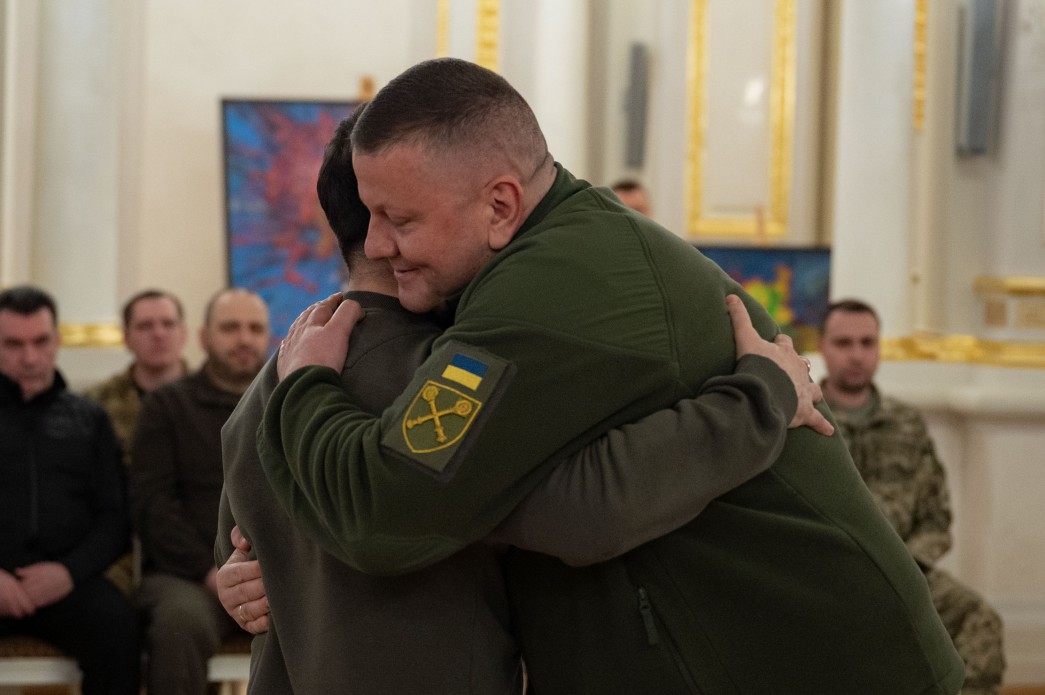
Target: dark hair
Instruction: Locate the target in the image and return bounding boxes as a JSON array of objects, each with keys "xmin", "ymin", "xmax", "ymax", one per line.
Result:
[
  {"xmin": 820, "ymin": 298, "xmax": 880, "ymax": 333},
  {"xmin": 351, "ymin": 58, "xmax": 547, "ymax": 176},
  {"xmin": 317, "ymin": 103, "xmax": 370, "ymax": 268},
  {"xmin": 122, "ymin": 289, "xmax": 185, "ymax": 327},
  {"xmin": 611, "ymin": 179, "xmax": 645, "ymax": 193},
  {"xmin": 0, "ymin": 285, "xmax": 58, "ymax": 323}
]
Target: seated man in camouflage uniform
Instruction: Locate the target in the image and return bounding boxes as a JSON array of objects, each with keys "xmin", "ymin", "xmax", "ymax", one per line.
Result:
[
  {"xmin": 818, "ymin": 298, "xmax": 1006, "ymax": 695},
  {"xmin": 86, "ymin": 288, "xmax": 188, "ymax": 594}
]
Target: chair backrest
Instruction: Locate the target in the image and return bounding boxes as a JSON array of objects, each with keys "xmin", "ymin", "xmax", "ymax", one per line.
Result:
[
  {"xmin": 0, "ymin": 634, "xmax": 251, "ymax": 690},
  {"xmin": 0, "ymin": 636, "xmax": 81, "ymax": 687}
]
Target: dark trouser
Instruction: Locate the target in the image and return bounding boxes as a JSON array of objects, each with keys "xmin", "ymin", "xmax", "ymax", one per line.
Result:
[
  {"xmin": 0, "ymin": 574, "xmax": 140, "ymax": 695},
  {"xmin": 136, "ymin": 572, "xmax": 242, "ymax": 695}
]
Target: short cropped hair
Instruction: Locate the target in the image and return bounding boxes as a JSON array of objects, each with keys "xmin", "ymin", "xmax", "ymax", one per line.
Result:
[
  {"xmin": 122, "ymin": 289, "xmax": 185, "ymax": 327},
  {"xmin": 611, "ymin": 179, "xmax": 646, "ymax": 194},
  {"xmin": 351, "ymin": 58, "xmax": 547, "ymax": 177},
  {"xmin": 820, "ymin": 298, "xmax": 880, "ymax": 333},
  {"xmin": 0, "ymin": 285, "xmax": 58, "ymax": 323},
  {"xmin": 317, "ymin": 103, "xmax": 371, "ymax": 268}
]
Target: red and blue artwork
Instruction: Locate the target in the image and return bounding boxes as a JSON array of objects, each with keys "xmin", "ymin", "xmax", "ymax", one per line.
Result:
[
  {"xmin": 697, "ymin": 246, "xmax": 831, "ymax": 353},
  {"xmin": 222, "ymin": 99, "xmax": 358, "ymax": 347}
]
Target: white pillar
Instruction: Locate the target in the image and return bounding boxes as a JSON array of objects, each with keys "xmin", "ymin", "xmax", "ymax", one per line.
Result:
[
  {"xmin": 829, "ymin": 0, "xmax": 916, "ymax": 332},
  {"xmin": 525, "ymin": 0, "xmax": 590, "ymax": 178},
  {"xmin": 32, "ymin": 0, "xmax": 120, "ymax": 324},
  {"xmin": 1, "ymin": 0, "xmax": 41, "ymax": 286}
]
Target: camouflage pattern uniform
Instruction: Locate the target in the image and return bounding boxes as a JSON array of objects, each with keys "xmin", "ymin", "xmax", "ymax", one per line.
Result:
[
  {"xmin": 833, "ymin": 387, "xmax": 1006, "ymax": 695},
  {"xmin": 85, "ymin": 364, "xmax": 186, "ymax": 594},
  {"xmin": 86, "ymin": 367, "xmax": 145, "ymax": 471}
]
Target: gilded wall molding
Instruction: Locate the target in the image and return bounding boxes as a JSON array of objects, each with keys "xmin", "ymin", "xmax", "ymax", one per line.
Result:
[
  {"xmin": 973, "ymin": 275, "xmax": 1045, "ymax": 296},
  {"xmin": 60, "ymin": 322, "xmax": 123, "ymax": 349},
  {"xmin": 913, "ymin": 0, "xmax": 928, "ymax": 131},
  {"xmin": 686, "ymin": 0, "xmax": 795, "ymax": 238},
  {"xmin": 436, "ymin": 0, "xmax": 450, "ymax": 57},
  {"xmin": 882, "ymin": 334, "xmax": 1045, "ymax": 369},
  {"xmin": 874, "ymin": 276, "xmax": 1045, "ymax": 367},
  {"xmin": 476, "ymin": 0, "xmax": 499, "ymax": 72}
]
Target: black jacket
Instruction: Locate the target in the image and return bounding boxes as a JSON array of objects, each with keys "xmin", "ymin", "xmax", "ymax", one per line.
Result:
[{"xmin": 0, "ymin": 371, "xmax": 129, "ymax": 584}]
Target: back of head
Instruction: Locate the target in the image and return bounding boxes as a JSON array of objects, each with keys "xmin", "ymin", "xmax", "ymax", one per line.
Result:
[
  {"xmin": 351, "ymin": 58, "xmax": 548, "ymax": 181},
  {"xmin": 0, "ymin": 285, "xmax": 58, "ymax": 323},
  {"xmin": 317, "ymin": 103, "xmax": 371, "ymax": 269},
  {"xmin": 610, "ymin": 178, "xmax": 651, "ymax": 216},
  {"xmin": 122, "ymin": 288, "xmax": 184, "ymax": 327},
  {"xmin": 819, "ymin": 298, "xmax": 880, "ymax": 333}
]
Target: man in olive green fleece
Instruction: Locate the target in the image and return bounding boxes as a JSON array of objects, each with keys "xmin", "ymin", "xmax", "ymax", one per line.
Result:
[
  {"xmin": 264, "ymin": 58, "xmax": 963, "ymax": 693},
  {"xmin": 217, "ymin": 105, "xmax": 815, "ymax": 695}
]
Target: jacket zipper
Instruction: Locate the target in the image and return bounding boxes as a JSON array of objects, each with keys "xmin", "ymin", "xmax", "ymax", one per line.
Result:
[
  {"xmin": 636, "ymin": 585, "xmax": 703, "ymax": 693},
  {"xmin": 29, "ymin": 434, "xmax": 39, "ymax": 542},
  {"xmin": 636, "ymin": 586, "xmax": 660, "ymax": 645}
]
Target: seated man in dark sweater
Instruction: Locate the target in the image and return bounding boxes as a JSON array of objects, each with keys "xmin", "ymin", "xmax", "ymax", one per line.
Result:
[
  {"xmin": 0, "ymin": 285, "xmax": 139, "ymax": 695},
  {"xmin": 130, "ymin": 287, "xmax": 268, "ymax": 695}
]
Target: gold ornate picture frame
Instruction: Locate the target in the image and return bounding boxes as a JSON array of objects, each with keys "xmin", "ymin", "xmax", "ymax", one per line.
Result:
[{"xmin": 685, "ymin": 0, "xmax": 796, "ymax": 239}]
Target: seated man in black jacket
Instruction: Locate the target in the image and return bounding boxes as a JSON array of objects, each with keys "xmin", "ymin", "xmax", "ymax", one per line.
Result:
[{"xmin": 0, "ymin": 285, "xmax": 139, "ymax": 695}]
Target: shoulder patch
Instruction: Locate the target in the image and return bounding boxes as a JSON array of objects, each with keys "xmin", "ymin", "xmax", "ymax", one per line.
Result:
[{"xmin": 382, "ymin": 341, "xmax": 512, "ymax": 476}]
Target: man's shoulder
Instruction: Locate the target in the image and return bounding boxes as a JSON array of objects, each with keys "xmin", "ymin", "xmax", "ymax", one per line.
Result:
[
  {"xmin": 84, "ymin": 369, "xmax": 134, "ymax": 402},
  {"xmin": 50, "ymin": 388, "xmax": 112, "ymax": 434},
  {"xmin": 348, "ymin": 291, "xmax": 442, "ymax": 354},
  {"xmin": 877, "ymin": 393, "xmax": 927, "ymax": 423},
  {"xmin": 140, "ymin": 371, "xmax": 202, "ymax": 410}
]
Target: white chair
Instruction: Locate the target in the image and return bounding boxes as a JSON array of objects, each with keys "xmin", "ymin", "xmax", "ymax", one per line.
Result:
[
  {"xmin": 0, "ymin": 634, "xmax": 251, "ymax": 695},
  {"xmin": 0, "ymin": 636, "xmax": 80, "ymax": 693}
]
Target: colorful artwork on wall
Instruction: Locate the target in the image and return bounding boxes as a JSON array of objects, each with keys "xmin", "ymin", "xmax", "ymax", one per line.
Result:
[
  {"xmin": 222, "ymin": 99, "xmax": 358, "ymax": 346},
  {"xmin": 698, "ymin": 246, "xmax": 832, "ymax": 353}
]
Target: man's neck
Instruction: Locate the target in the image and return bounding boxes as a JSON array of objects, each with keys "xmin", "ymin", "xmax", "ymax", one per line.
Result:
[
  {"xmin": 345, "ymin": 270, "xmax": 398, "ymax": 297},
  {"xmin": 823, "ymin": 382, "xmax": 872, "ymax": 411},
  {"xmin": 131, "ymin": 360, "xmax": 185, "ymax": 392},
  {"xmin": 202, "ymin": 362, "xmax": 252, "ymax": 396}
]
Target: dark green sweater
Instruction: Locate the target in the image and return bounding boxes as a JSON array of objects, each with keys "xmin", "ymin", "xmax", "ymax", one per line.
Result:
[{"xmin": 262, "ymin": 165, "xmax": 963, "ymax": 694}]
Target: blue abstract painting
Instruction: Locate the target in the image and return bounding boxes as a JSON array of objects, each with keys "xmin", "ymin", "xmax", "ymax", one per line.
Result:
[
  {"xmin": 222, "ymin": 99, "xmax": 358, "ymax": 347},
  {"xmin": 698, "ymin": 246, "xmax": 832, "ymax": 352}
]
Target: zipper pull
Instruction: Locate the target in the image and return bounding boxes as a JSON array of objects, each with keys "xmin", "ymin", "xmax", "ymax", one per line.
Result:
[{"xmin": 637, "ymin": 586, "xmax": 660, "ymax": 645}]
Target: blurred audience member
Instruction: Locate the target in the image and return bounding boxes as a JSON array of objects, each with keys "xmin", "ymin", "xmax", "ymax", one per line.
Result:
[
  {"xmin": 610, "ymin": 178, "xmax": 651, "ymax": 217},
  {"xmin": 0, "ymin": 285, "xmax": 140, "ymax": 695},
  {"xmin": 130, "ymin": 288, "xmax": 268, "ymax": 695},
  {"xmin": 819, "ymin": 298, "xmax": 1005, "ymax": 695},
  {"xmin": 86, "ymin": 288, "xmax": 188, "ymax": 593}
]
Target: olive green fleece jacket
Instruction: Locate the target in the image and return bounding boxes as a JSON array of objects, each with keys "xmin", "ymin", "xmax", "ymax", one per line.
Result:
[{"xmin": 261, "ymin": 164, "xmax": 963, "ymax": 694}]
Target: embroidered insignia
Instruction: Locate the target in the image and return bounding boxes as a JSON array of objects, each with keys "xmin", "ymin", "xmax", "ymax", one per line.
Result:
[
  {"xmin": 383, "ymin": 340, "xmax": 512, "ymax": 476},
  {"xmin": 402, "ymin": 381, "xmax": 482, "ymax": 453}
]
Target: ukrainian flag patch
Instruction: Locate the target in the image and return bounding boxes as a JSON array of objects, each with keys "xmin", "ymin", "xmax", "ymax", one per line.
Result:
[
  {"xmin": 442, "ymin": 353, "xmax": 488, "ymax": 391},
  {"xmin": 383, "ymin": 341, "xmax": 512, "ymax": 475}
]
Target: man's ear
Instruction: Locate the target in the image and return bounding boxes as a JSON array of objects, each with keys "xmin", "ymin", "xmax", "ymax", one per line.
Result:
[{"xmin": 485, "ymin": 176, "xmax": 524, "ymax": 251}]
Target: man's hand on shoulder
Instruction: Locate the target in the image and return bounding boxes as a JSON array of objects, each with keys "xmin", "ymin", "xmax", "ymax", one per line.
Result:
[
  {"xmin": 277, "ymin": 293, "xmax": 365, "ymax": 381},
  {"xmin": 726, "ymin": 295, "xmax": 834, "ymax": 436}
]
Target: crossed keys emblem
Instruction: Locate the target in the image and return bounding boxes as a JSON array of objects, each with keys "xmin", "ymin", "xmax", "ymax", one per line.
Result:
[{"xmin": 405, "ymin": 384, "xmax": 475, "ymax": 444}]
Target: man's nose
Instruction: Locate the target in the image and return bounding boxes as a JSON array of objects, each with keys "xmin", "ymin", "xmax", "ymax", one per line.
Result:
[{"xmin": 364, "ymin": 220, "xmax": 394, "ymax": 260}]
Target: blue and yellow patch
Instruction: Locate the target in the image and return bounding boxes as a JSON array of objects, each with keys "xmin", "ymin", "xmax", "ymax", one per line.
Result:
[
  {"xmin": 441, "ymin": 353, "xmax": 488, "ymax": 390},
  {"xmin": 383, "ymin": 341, "xmax": 512, "ymax": 475}
]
